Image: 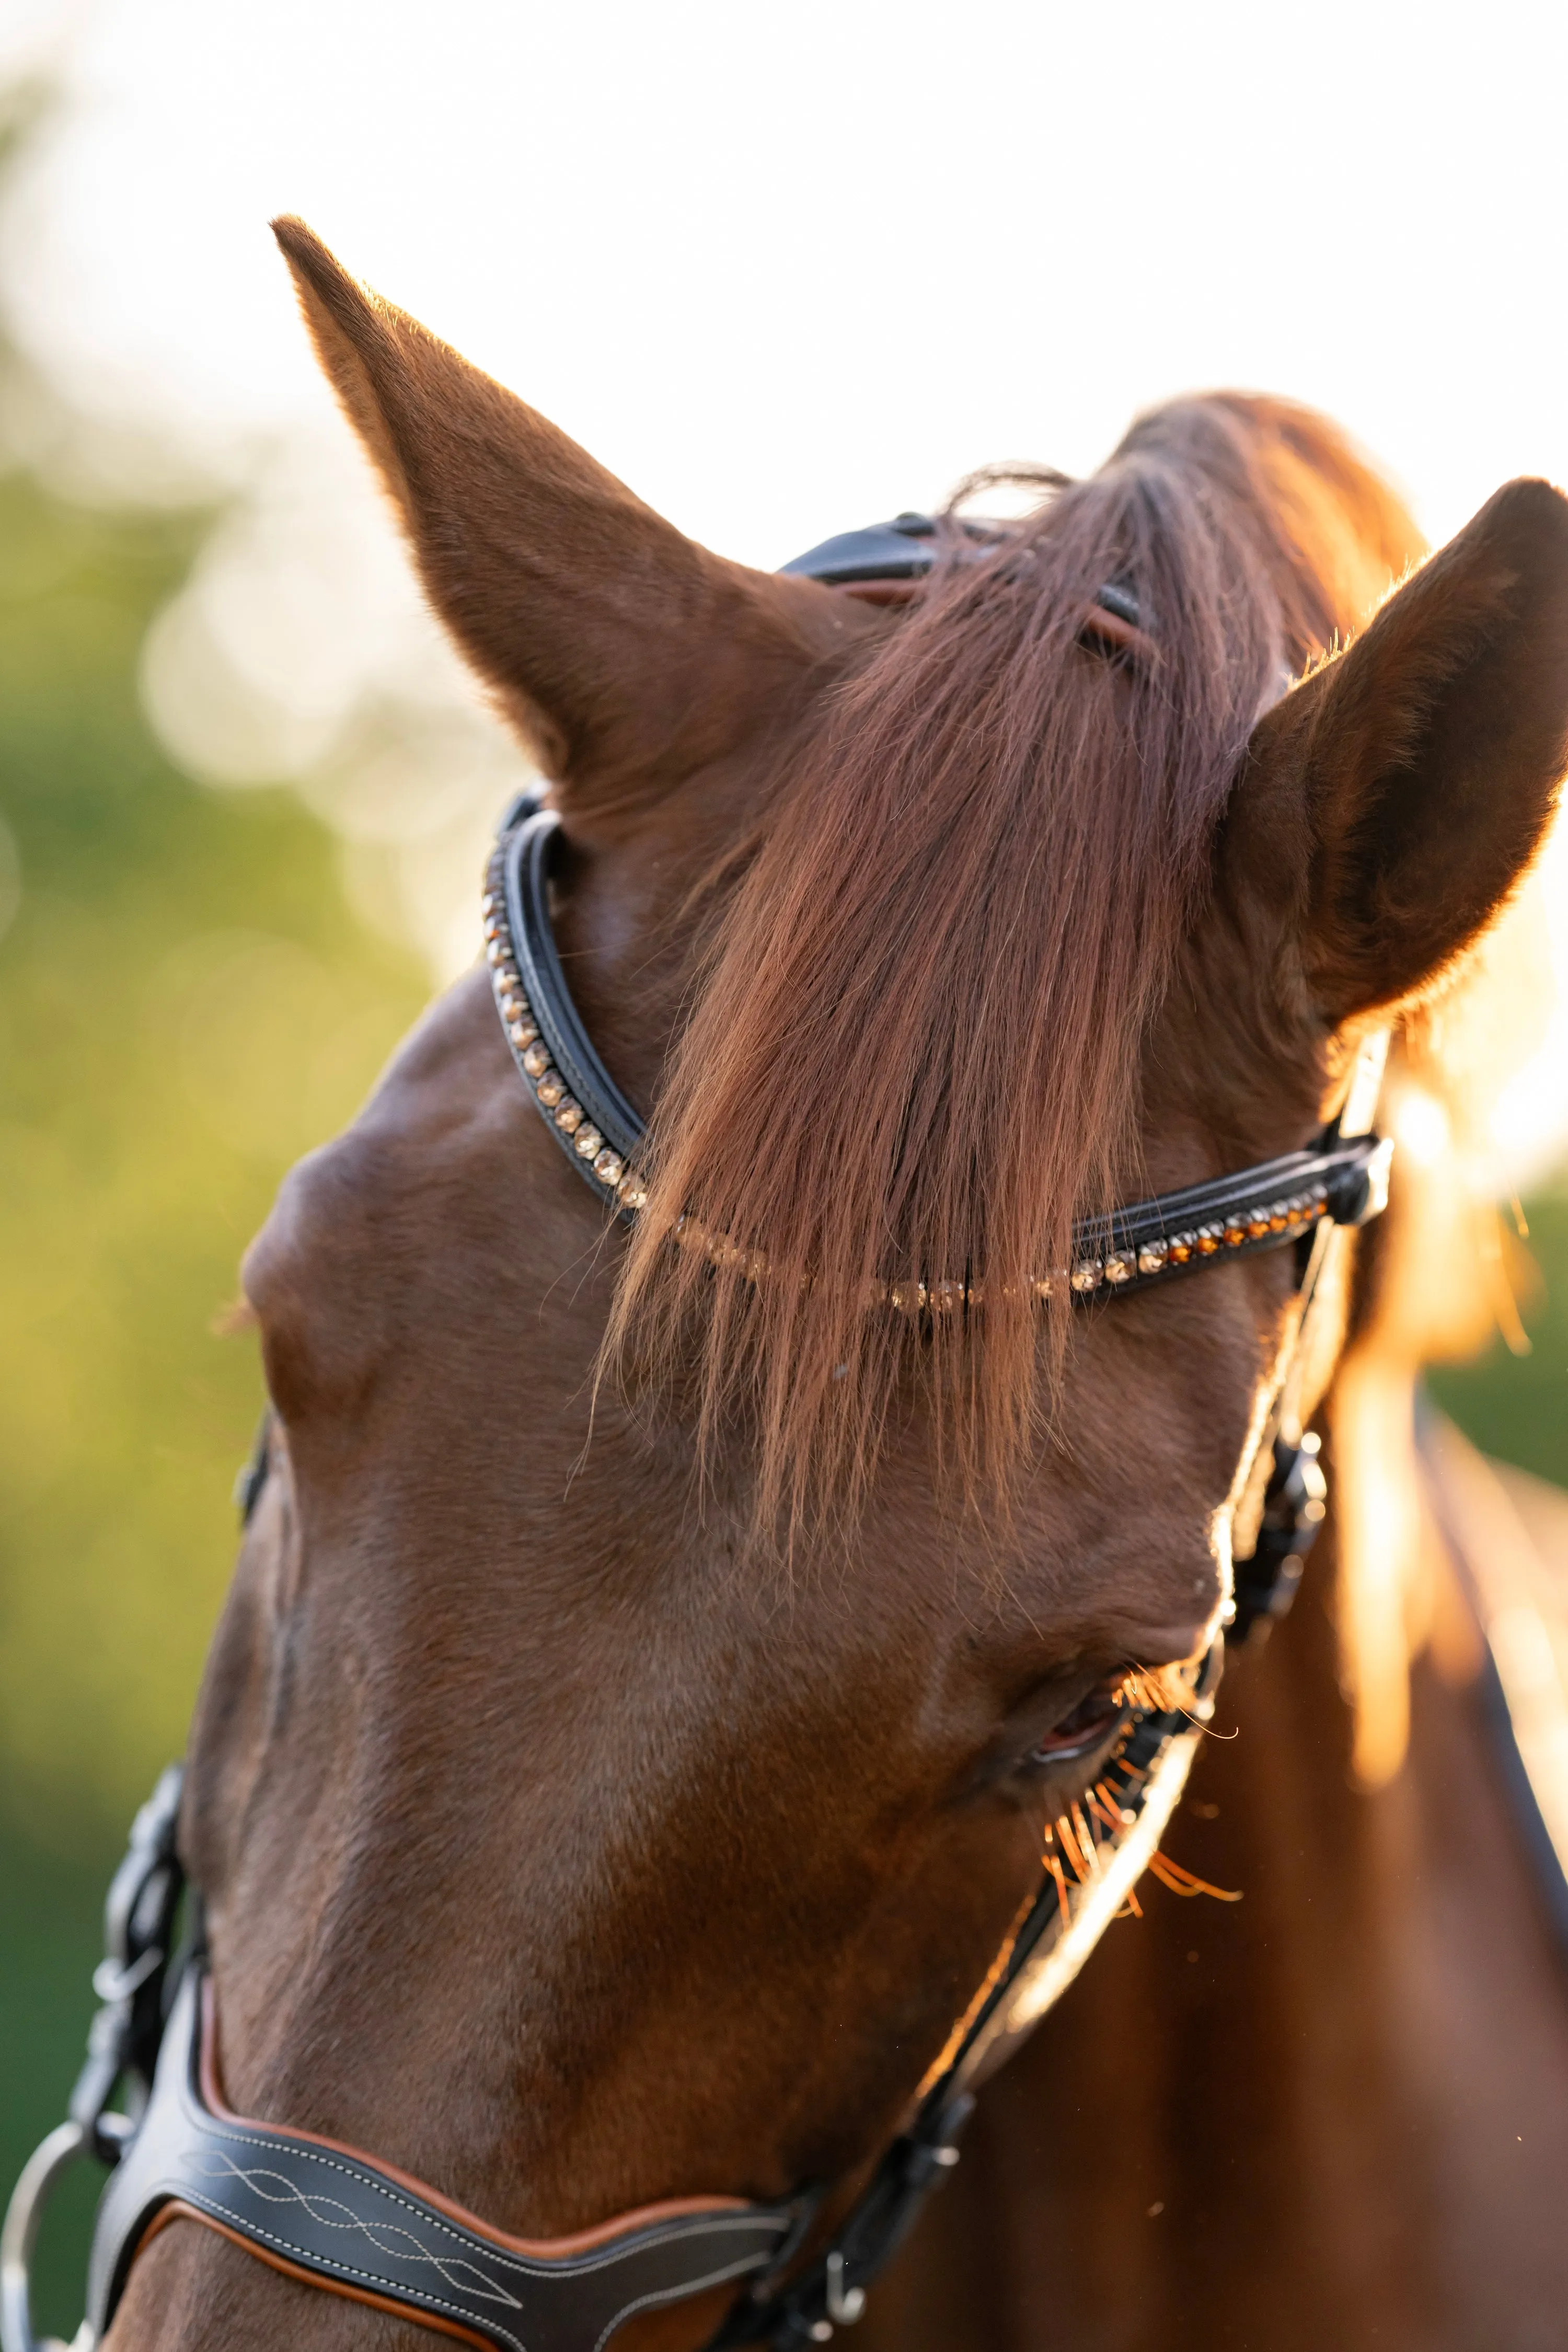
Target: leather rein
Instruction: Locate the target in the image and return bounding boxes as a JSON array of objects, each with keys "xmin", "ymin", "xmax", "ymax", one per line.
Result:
[{"xmin": 2, "ymin": 521, "xmax": 1391, "ymax": 2352}]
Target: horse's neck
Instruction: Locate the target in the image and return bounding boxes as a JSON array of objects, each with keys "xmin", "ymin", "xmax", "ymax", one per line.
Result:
[{"xmin": 858, "ymin": 1419, "xmax": 1568, "ymax": 2352}]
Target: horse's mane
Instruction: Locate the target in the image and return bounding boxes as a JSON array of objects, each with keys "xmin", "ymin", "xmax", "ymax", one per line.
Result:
[{"xmin": 608, "ymin": 395, "xmax": 1424, "ymax": 1529}]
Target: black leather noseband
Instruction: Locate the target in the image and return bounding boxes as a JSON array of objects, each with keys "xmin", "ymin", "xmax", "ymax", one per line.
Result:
[
  {"xmin": 22, "ymin": 1657, "xmax": 1248, "ymax": 2352},
  {"xmin": 87, "ymin": 1968, "xmax": 800, "ymax": 2352}
]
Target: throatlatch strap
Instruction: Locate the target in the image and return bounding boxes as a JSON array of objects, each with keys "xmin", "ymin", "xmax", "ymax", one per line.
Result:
[{"xmin": 87, "ymin": 1973, "xmax": 799, "ymax": 2352}]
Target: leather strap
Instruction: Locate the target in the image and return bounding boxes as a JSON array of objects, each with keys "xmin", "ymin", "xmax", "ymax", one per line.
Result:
[
  {"xmin": 775, "ymin": 513, "xmax": 1139, "ymax": 621},
  {"xmin": 54, "ymin": 1447, "xmax": 1332, "ymax": 2352},
  {"xmin": 776, "ymin": 513, "xmax": 1147, "ymax": 644},
  {"xmin": 503, "ymin": 805, "xmax": 643, "ymax": 1169},
  {"xmin": 483, "ymin": 516, "xmax": 1388, "ymax": 1274},
  {"xmin": 776, "ymin": 513, "xmax": 952, "ymax": 586},
  {"xmin": 87, "ymin": 1973, "xmax": 800, "ymax": 2352},
  {"xmin": 716, "ymin": 1675, "xmax": 1215, "ymax": 2348},
  {"xmin": 483, "ymin": 810, "xmax": 1390, "ymax": 1284}
]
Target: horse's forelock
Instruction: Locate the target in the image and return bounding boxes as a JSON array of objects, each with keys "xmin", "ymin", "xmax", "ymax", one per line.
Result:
[{"xmin": 605, "ymin": 395, "xmax": 1425, "ymax": 1532}]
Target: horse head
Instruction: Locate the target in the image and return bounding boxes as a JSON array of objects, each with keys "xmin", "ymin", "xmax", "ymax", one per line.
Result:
[{"xmin": 102, "ymin": 222, "xmax": 1568, "ymax": 2351}]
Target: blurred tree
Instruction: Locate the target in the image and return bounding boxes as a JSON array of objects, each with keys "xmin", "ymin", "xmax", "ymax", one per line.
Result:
[{"xmin": 0, "ymin": 456, "xmax": 429, "ymax": 1854}]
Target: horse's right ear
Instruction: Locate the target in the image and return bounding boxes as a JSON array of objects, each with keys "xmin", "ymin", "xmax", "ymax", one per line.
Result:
[
  {"xmin": 270, "ymin": 218, "xmax": 858, "ymax": 823},
  {"xmin": 1241, "ymin": 477, "xmax": 1568, "ymax": 1020}
]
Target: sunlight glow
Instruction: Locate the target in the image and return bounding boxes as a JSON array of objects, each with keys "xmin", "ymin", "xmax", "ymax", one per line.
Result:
[{"xmin": 1394, "ymin": 1088, "xmax": 1451, "ymax": 1171}]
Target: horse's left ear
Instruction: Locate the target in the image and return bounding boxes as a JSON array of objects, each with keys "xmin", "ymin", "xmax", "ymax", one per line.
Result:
[
  {"xmin": 1242, "ymin": 477, "xmax": 1568, "ymax": 1019},
  {"xmin": 270, "ymin": 218, "xmax": 855, "ymax": 822}
]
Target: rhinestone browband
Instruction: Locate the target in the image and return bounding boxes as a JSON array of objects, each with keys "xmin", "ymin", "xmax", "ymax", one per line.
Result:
[{"xmin": 482, "ymin": 800, "xmax": 1391, "ymax": 1305}]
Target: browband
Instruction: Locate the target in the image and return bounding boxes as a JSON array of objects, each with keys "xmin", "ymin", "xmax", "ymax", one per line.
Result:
[
  {"xmin": 484, "ymin": 800, "xmax": 1392, "ymax": 1292},
  {"xmin": 498, "ymin": 803, "xmax": 644, "ymax": 1178}
]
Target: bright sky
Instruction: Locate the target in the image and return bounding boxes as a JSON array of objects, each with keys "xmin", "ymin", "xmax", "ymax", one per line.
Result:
[
  {"xmin": 5, "ymin": 0, "xmax": 1568, "ymax": 1178},
  {"xmin": 8, "ymin": 0, "xmax": 1568, "ymax": 563}
]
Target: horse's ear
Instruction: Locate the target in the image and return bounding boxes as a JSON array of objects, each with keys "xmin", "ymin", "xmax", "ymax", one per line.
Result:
[
  {"xmin": 270, "ymin": 217, "xmax": 849, "ymax": 821},
  {"xmin": 1242, "ymin": 478, "xmax": 1568, "ymax": 1019}
]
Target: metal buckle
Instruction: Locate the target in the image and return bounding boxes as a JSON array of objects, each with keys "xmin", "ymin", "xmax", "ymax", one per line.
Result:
[
  {"xmin": 0, "ymin": 2124, "xmax": 95, "ymax": 2352},
  {"xmin": 1230, "ymin": 1434, "xmax": 1328, "ymax": 1646},
  {"xmin": 823, "ymin": 2252, "xmax": 865, "ymax": 2327},
  {"xmin": 1, "ymin": 1766, "xmax": 186, "ymax": 2352}
]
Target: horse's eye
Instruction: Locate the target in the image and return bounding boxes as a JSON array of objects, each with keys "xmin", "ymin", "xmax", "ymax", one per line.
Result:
[{"xmin": 1024, "ymin": 1677, "xmax": 1128, "ymax": 1769}]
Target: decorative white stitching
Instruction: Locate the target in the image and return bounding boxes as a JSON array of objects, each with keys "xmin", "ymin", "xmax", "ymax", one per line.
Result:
[
  {"xmin": 186, "ymin": 2153, "xmax": 523, "ymax": 2306},
  {"xmin": 179, "ymin": 2124, "xmax": 788, "ymax": 2286},
  {"xmin": 171, "ymin": 2192, "xmax": 529, "ymax": 2352}
]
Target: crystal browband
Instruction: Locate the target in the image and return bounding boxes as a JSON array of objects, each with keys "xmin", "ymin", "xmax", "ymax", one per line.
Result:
[{"xmin": 483, "ymin": 800, "xmax": 1392, "ymax": 1302}]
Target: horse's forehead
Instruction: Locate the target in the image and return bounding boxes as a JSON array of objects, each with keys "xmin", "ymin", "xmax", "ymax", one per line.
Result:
[{"xmin": 238, "ymin": 954, "xmax": 1242, "ymax": 1714}]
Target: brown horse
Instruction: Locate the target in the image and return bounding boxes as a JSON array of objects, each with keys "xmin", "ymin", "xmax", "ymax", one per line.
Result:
[{"xmin": 105, "ymin": 221, "xmax": 1568, "ymax": 2349}]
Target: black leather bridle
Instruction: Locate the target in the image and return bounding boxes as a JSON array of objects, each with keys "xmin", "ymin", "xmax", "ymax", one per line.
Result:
[{"xmin": 2, "ymin": 520, "xmax": 1390, "ymax": 2352}]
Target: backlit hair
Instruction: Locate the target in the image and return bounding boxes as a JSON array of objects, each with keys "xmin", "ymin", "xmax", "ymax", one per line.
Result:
[{"xmin": 607, "ymin": 395, "xmax": 1423, "ymax": 1530}]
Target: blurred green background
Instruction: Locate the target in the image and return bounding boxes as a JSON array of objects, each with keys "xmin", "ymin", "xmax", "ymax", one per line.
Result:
[
  {"xmin": 2, "ymin": 133, "xmax": 1567, "ymax": 2352},
  {"xmin": 0, "ymin": 359, "xmax": 429, "ymax": 2323}
]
